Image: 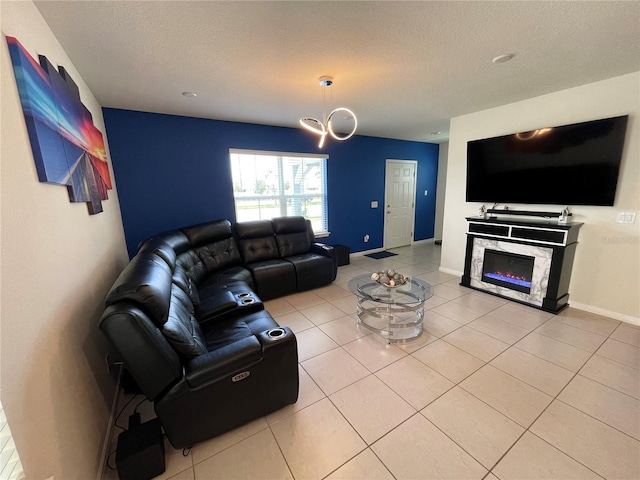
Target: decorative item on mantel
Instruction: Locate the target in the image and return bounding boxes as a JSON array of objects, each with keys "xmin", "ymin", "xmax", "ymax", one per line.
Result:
[
  {"xmin": 299, "ymin": 76, "xmax": 358, "ymax": 148},
  {"xmin": 6, "ymin": 36, "xmax": 112, "ymax": 215},
  {"xmin": 371, "ymin": 269, "xmax": 409, "ymax": 288},
  {"xmin": 485, "ymin": 205, "xmax": 574, "ymax": 223},
  {"xmin": 558, "ymin": 207, "xmax": 571, "ymax": 224}
]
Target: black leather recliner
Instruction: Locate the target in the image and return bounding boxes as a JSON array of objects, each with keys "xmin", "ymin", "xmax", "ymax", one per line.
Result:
[
  {"xmin": 234, "ymin": 220, "xmax": 298, "ymax": 300},
  {"xmin": 100, "ymin": 216, "xmax": 336, "ymax": 448},
  {"xmin": 272, "ymin": 216, "xmax": 336, "ymax": 292},
  {"xmin": 234, "ymin": 217, "xmax": 337, "ymax": 300},
  {"xmin": 100, "ymin": 232, "xmax": 299, "ymax": 448}
]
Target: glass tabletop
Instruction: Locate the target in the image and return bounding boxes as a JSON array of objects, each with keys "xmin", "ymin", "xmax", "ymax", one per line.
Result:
[{"xmin": 348, "ymin": 273, "xmax": 434, "ymax": 306}]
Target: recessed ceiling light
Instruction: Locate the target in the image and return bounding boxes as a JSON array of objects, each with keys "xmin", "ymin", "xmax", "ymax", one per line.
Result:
[
  {"xmin": 492, "ymin": 54, "xmax": 515, "ymax": 64},
  {"xmin": 182, "ymin": 91, "xmax": 198, "ymax": 97}
]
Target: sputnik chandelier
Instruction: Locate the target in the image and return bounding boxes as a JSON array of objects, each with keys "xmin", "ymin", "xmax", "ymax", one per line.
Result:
[{"xmin": 299, "ymin": 76, "xmax": 358, "ymax": 148}]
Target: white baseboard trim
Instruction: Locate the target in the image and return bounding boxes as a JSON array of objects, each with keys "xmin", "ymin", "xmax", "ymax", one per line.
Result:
[
  {"xmin": 98, "ymin": 366, "xmax": 122, "ymax": 480},
  {"xmin": 434, "ymin": 269, "xmax": 640, "ymax": 325},
  {"xmin": 351, "ymin": 240, "xmax": 438, "ymax": 257},
  {"xmin": 411, "ymin": 238, "xmax": 435, "ymax": 246},
  {"xmin": 439, "ymin": 266, "xmax": 463, "ymax": 277},
  {"xmin": 569, "ymin": 302, "xmax": 640, "ymax": 326},
  {"xmin": 350, "ymin": 248, "xmax": 385, "ymax": 257}
]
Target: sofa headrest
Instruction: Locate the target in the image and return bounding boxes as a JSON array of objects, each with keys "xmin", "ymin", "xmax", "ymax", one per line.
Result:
[
  {"xmin": 105, "ymin": 252, "xmax": 173, "ymax": 326},
  {"xmin": 141, "ymin": 229, "xmax": 191, "ymax": 255},
  {"xmin": 272, "ymin": 217, "xmax": 311, "ymax": 257},
  {"xmin": 234, "ymin": 220, "xmax": 275, "ymax": 239},
  {"xmin": 138, "ymin": 237, "xmax": 177, "ymax": 269},
  {"xmin": 272, "ymin": 216, "xmax": 307, "ymax": 235},
  {"xmin": 181, "ymin": 220, "xmax": 234, "ymax": 248}
]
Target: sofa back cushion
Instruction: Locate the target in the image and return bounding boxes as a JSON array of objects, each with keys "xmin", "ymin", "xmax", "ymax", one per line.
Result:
[
  {"xmin": 235, "ymin": 220, "xmax": 280, "ymax": 263},
  {"xmin": 176, "ymin": 220, "xmax": 243, "ymax": 285},
  {"xmin": 272, "ymin": 216, "xmax": 311, "ymax": 257},
  {"xmin": 105, "ymin": 252, "xmax": 173, "ymax": 327},
  {"xmin": 161, "ymin": 285, "xmax": 207, "ymax": 359},
  {"xmin": 172, "ymin": 264, "xmax": 200, "ymax": 304}
]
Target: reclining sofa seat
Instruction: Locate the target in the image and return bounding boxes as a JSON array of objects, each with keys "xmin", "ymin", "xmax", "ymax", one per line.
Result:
[
  {"xmin": 100, "ymin": 225, "xmax": 299, "ymax": 449},
  {"xmin": 234, "ymin": 220, "xmax": 297, "ymax": 300},
  {"xmin": 272, "ymin": 216, "xmax": 337, "ymax": 291},
  {"xmin": 234, "ymin": 216, "xmax": 337, "ymax": 300}
]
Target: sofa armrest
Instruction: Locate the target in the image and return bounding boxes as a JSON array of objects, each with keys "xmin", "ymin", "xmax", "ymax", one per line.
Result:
[
  {"xmin": 195, "ymin": 290, "xmax": 238, "ymax": 325},
  {"xmin": 185, "ymin": 336, "xmax": 262, "ymax": 388},
  {"xmin": 310, "ymin": 242, "xmax": 335, "ymax": 258},
  {"xmin": 310, "ymin": 243, "xmax": 337, "ymax": 277}
]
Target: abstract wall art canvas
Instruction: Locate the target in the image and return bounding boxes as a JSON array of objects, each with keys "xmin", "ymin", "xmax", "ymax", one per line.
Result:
[{"xmin": 6, "ymin": 36, "xmax": 112, "ymax": 214}]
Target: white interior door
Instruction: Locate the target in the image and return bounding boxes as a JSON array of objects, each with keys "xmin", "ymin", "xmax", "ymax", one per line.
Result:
[{"xmin": 384, "ymin": 160, "xmax": 417, "ymax": 249}]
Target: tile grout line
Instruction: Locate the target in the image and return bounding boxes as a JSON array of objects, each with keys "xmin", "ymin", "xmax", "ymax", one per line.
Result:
[
  {"xmin": 202, "ymin": 247, "xmax": 634, "ymax": 480},
  {"xmin": 482, "ymin": 324, "xmax": 633, "ymax": 479}
]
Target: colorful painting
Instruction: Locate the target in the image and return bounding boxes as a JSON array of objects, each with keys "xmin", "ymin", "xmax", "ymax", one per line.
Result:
[{"xmin": 6, "ymin": 36, "xmax": 112, "ymax": 214}]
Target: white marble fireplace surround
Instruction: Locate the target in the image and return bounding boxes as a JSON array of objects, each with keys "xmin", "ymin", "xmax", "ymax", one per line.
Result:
[{"xmin": 469, "ymin": 237, "xmax": 553, "ymax": 306}]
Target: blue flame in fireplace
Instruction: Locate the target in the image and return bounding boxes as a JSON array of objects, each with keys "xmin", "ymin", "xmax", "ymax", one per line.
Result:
[{"xmin": 484, "ymin": 273, "xmax": 532, "ymax": 288}]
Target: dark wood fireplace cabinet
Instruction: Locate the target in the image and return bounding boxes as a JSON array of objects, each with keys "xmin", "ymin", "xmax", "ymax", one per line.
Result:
[{"xmin": 461, "ymin": 214, "xmax": 583, "ymax": 313}]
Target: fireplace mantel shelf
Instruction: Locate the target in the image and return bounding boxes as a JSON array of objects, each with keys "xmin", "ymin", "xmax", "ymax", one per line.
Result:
[{"xmin": 465, "ymin": 217, "xmax": 583, "ymax": 247}]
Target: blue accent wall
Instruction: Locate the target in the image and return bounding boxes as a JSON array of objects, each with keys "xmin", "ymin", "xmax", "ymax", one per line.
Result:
[{"xmin": 102, "ymin": 108, "xmax": 439, "ymax": 257}]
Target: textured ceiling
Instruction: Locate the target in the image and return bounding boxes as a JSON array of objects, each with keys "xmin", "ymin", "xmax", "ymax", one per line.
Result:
[{"xmin": 34, "ymin": 1, "xmax": 640, "ymax": 143}]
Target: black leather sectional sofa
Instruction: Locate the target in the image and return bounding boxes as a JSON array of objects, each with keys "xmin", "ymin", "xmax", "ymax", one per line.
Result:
[{"xmin": 100, "ymin": 216, "xmax": 337, "ymax": 448}]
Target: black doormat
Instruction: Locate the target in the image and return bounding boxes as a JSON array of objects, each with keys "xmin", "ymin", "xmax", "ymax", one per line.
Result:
[{"xmin": 365, "ymin": 251, "xmax": 398, "ymax": 259}]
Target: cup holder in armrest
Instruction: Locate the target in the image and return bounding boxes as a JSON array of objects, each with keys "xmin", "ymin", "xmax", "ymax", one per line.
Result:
[
  {"xmin": 267, "ymin": 328, "xmax": 286, "ymax": 339},
  {"xmin": 236, "ymin": 292, "xmax": 260, "ymax": 307}
]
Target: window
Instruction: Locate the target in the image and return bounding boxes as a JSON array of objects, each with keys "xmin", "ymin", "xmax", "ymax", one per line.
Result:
[{"xmin": 229, "ymin": 149, "xmax": 328, "ymax": 234}]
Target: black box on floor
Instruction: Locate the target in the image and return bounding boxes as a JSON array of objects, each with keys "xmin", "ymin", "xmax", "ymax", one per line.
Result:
[
  {"xmin": 116, "ymin": 418, "xmax": 165, "ymax": 480},
  {"xmin": 332, "ymin": 244, "xmax": 350, "ymax": 266}
]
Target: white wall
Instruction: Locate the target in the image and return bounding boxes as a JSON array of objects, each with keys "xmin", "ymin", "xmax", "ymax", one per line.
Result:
[
  {"xmin": 441, "ymin": 72, "xmax": 640, "ymax": 322},
  {"xmin": 434, "ymin": 142, "xmax": 448, "ymax": 241},
  {"xmin": 1, "ymin": 1, "xmax": 129, "ymax": 478}
]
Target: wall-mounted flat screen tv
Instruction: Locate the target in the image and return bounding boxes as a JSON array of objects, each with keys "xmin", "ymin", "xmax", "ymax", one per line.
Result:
[{"xmin": 466, "ymin": 115, "xmax": 628, "ymax": 206}]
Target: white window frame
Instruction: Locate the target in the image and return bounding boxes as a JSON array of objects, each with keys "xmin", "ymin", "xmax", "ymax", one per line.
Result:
[{"xmin": 229, "ymin": 149, "xmax": 329, "ymax": 236}]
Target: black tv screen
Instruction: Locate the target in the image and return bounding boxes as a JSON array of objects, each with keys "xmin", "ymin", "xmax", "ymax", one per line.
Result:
[{"xmin": 466, "ymin": 115, "xmax": 628, "ymax": 206}]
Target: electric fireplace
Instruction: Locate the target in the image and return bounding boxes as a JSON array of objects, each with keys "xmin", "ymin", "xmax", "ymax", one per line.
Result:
[
  {"xmin": 481, "ymin": 250, "xmax": 534, "ymax": 294},
  {"xmin": 461, "ymin": 216, "xmax": 583, "ymax": 313}
]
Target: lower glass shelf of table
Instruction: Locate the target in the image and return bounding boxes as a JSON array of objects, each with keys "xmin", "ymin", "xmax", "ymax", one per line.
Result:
[{"xmin": 347, "ymin": 274, "xmax": 434, "ymax": 344}]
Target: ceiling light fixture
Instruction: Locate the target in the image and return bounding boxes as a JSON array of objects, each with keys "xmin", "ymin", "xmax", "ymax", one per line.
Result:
[
  {"xmin": 299, "ymin": 76, "xmax": 357, "ymax": 148},
  {"xmin": 182, "ymin": 91, "xmax": 198, "ymax": 97}
]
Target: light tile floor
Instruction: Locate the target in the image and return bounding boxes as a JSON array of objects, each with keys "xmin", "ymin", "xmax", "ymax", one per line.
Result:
[{"xmin": 105, "ymin": 243, "xmax": 640, "ymax": 480}]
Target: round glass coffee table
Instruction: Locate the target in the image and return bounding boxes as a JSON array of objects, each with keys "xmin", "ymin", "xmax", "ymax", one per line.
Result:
[{"xmin": 348, "ymin": 274, "xmax": 434, "ymax": 344}]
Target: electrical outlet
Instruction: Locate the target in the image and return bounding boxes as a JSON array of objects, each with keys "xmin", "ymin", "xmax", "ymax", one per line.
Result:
[
  {"xmin": 371, "ymin": 201, "xmax": 378, "ymax": 208},
  {"xmin": 617, "ymin": 211, "xmax": 637, "ymax": 224},
  {"xmin": 364, "ymin": 234, "xmax": 370, "ymax": 242}
]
